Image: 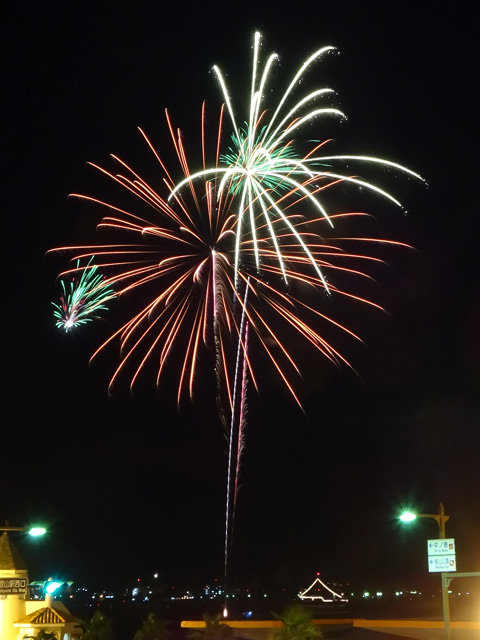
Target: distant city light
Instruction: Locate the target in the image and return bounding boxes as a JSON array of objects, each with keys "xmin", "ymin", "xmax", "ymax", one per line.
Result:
[{"xmin": 24, "ymin": 577, "xmax": 477, "ymax": 611}]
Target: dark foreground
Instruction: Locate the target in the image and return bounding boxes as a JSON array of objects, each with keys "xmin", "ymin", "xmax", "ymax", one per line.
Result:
[{"xmin": 328, "ymin": 630, "xmax": 415, "ymax": 640}]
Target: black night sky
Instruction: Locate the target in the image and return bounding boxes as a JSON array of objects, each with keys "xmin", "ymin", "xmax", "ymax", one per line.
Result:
[{"xmin": 3, "ymin": 1, "xmax": 479, "ymax": 598}]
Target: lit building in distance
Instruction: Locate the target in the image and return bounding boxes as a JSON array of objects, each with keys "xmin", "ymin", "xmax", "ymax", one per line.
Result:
[{"xmin": 0, "ymin": 532, "xmax": 82, "ymax": 640}]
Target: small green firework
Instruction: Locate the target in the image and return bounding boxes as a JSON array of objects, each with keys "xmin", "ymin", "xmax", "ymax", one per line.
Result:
[{"xmin": 52, "ymin": 257, "xmax": 116, "ymax": 332}]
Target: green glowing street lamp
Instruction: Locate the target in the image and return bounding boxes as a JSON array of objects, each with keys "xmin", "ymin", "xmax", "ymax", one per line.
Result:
[
  {"xmin": 27, "ymin": 527, "xmax": 46, "ymax": 537},
  {"xmin": 399, "ymin": 503, "xmax": 452, "ymax": 640},
  {"xmin": 399, "ymin": 502, "xmax": 449, "ymax": 538},
  {"xmin": 399, "ymin": 511, "xmax": 416, "ymax": 523},
  {"xmin": 0, "ymin": 523, "xmax": 47, "ymax": 536}
]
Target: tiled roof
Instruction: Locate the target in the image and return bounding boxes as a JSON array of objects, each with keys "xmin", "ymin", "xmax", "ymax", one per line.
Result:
[
  {"xmin": 15, "ymin": 606, "xmax": 81, "ymax": 625},
  {"xmin": 0, "ymin": 532, "xmax": 28, "ymax": 571}
]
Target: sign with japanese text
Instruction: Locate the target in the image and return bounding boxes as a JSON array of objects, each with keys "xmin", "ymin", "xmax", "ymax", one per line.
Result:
[
  {"xmin": 428, "ymin": 555, "xmax": 456, "ymax": 572},
  {"xmin": 0, "ymin": 578, "xmax": 28, "ymax": 594},
  {"xmin": 427, "ymin": 538, "xmax": 456, "ymax": 573},
  {"xmin": 427, "ymin": 538, "xmax": 455, "ymax": 556}
]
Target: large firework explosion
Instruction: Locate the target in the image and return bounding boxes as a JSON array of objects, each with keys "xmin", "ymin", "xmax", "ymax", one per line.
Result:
[{"xmin": 50, "ymin": 32, "xmax": 422, "ymax": 606}]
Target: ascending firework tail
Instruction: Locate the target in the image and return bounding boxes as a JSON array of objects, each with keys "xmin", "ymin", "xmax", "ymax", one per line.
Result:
[
  {"xmin": 224, "ymin": 278, "xmax": 250, "ymax": 598},
  {"xmin": 233, "ymin": 320, "xmax": 249, "ymax": 519}
]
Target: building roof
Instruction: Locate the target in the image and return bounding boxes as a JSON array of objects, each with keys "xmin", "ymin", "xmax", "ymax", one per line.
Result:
[
  {"xmin": 15, "ymin": 605, "xmax": 81, "ymax": 626},
  {"xmin": 0, "ymin": 532, "xmax": 28, "ymax": 571}
]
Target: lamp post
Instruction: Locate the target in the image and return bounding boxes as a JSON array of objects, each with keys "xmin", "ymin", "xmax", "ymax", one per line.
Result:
[
  {"xmin": 0, "ymin": 524, "xmax": 46, "ymax": 537},
  {"xmin": 399, "ymin": 503, "xmax": 452, "ymax": 640},
  {"xmin": 399, "ymin": 502, "xmax": 449, "ymax": 538}
]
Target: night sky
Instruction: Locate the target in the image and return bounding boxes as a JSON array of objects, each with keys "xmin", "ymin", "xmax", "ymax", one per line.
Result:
[{"xmin": 4, "ymin": 2, "xmax": 479, "ymax": 596}]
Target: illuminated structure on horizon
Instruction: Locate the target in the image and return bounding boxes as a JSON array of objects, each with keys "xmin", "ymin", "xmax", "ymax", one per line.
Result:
[{"xmin": 299, "ymin": 573, "xmax": 348, "ymax": 603}]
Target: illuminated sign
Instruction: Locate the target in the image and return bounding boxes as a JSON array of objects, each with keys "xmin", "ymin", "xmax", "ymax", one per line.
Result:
[
  {"xmin": 428, "ymin": 555, "xmax": 456, "ymax": 572},
  {"xmin": 427, "ymin": 538, "xmax": 455, "ymax": 556},
  {"xmin": 427, "ymin": 538, "xmax": 456, "ymax": 573},
  {"xmin": 0, "ymin": 578, "xmax": 28, "ymax": 594}
]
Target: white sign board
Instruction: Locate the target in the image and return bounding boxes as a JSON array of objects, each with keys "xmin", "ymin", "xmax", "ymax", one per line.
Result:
[
  {"xmin": 427, "ymin": 538, "xmax": 456, "ymax": 573},
  {"xmin": 428, "ymin": 555, "xmax": 456, "ymax": 572},
  {"xmin": 427, "ymin": 538, "xmax": 455, "ymax": 556}
]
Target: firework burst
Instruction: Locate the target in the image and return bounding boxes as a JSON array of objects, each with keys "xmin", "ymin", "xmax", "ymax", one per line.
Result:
[
  {"xmin": 50, "ymin": 104, "xmax": 404, "ymax": 404},
  {"xmin": 169, "ymin": 31, "xmax": 423, "ymax": 288},
  {"xmin": 52, "ymin": 256, "xmax": 116, "ymax": 332}
]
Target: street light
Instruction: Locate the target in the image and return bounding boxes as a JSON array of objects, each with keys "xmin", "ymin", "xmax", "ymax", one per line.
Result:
[
  {"xmin": 0, "ymin": 523, "xmax": 47, "ymax": 537},
  {"xmin": 26, "ymin": 527, "xmax": 46, "ymax": 537},
  {"xmin": 399, "ymin": 502, "xmax": 449, "ymax": 538},
  {"xmin": 399, "ymin": 503, "xmax": 452, "ymax": 640},
  {"xmin": 399, "ymin": 511, "xmax": 416, "ymax": 523}
]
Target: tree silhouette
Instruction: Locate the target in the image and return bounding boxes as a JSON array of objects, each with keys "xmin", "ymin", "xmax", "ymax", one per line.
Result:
[
  {"xmin": 133, "ymin": 613, "xmax": 170, "ymax": 640},
  {"xmin": 24, "ymin": 631, "xmax": 57, "ymax": 640},
  {"xmin": 188, "ymin": 614, "xmax": 233, "ymax": 640},
  {"xmin": 80, "ymin": 610, "xmax": 115, "ymax": 640},
  {"xmin": 275, "ymin": 606, "xmax": 324, "ymax": 640}
]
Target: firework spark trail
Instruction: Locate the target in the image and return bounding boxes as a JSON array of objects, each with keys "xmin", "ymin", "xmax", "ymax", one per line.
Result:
[
  {"xmin": 224, "ymin": 277, "xmax": 251, "ymax": 595},
  {"xmin": 225, "ymin": 319, "xmax": 249, "ymax": 614},
  {"xmin": 52, "ymin": 256, "xmax": 116, "ymax": 331},
  {"xmin": 233, "ymin": 318, "xmax": 249, "ymax": 521},
  {"xmin": 212, "ymin": 247, "xmax": 230, "ymax": 433}
]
